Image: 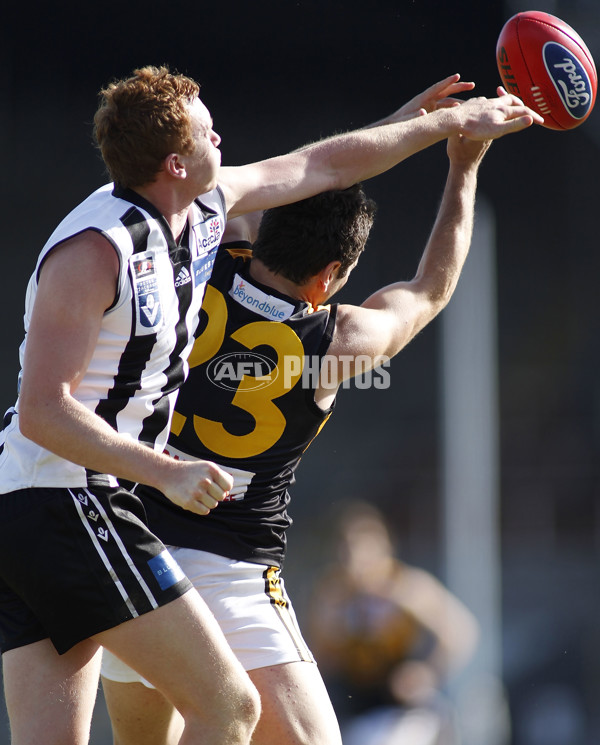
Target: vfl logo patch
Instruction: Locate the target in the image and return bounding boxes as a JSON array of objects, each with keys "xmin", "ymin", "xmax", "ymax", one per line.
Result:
[
  {"xmin": 229, "ymin": 274, "xmax": 295, "ymax": 321},
  {"xmin": 543, "ymin": 42, "xmax": 594, "ymax": 120},
  {"xmin": 139, "ymin": 291, "xmax": 161, "ymax": 328},
  {"xmin": 131, "ymin": 252, "xmax": 163, "ymax": 332},
  {"xmin": 148, "ymin": 550, "xmax": 186, "ymax": 591}
]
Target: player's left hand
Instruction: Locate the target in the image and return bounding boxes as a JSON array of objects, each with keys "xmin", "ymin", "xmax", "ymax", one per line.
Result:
[{"xmin": 388, "ymin": 74, "xmax": 476, "ymax": 123}]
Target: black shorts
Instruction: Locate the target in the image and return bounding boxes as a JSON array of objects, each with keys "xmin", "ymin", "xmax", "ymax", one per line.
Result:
[{"xmin": 0, "ymin": 481, "xmax": 193, "ymax": 655}]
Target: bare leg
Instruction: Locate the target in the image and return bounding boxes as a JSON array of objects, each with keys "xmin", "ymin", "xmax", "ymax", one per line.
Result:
[
  {"xmin": 101, "ymin": 679, "xmax": 183, "ymax": 745},
  {"xmin": 3, "ymin": 638, "xmax": 101, "ymax": 745},
  {"xmin": 248, "ymin": 661, "xmax": 342, "ymax": 745},
  {"xmin": 102, "ymin": 659, "xmax": 340, "ymax": 745},
  {"xmin": 95, "ymin": 589, "xmax": 260, "ymax": 745}
]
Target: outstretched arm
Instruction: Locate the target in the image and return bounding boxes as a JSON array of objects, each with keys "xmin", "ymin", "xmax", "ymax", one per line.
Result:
[
  {"xmin": 219, "ymin": 76, "xmax": 480, "ymax": 244},
  {"xmin": 219, "ymin": 77, "xmax": 541, "ymax": 218},
  {"xmin": 327, "ymin": 133, "xmax": 492, "ymax": 380}
]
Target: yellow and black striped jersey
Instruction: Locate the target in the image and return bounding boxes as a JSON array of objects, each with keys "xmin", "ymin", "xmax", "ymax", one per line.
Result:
[{"xmin": 140, "ymin": 242, "xmax": 337, "ymax": 566}]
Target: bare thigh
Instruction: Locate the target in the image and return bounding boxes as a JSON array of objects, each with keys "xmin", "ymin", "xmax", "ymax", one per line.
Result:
[
  {"xmin": 102, "ymin": 658, "xmax": 340, "ymax": 745},
  {"xmin": 101, "ymin": 679, "xmax": 184, "ymax": 745},
  {"xmin": 96, "ymin": 590, "xmax": 259, "ymax": 745},
  {"xmin": 249, "ymin": 661, "xmax": 342, "ymax": 745},
  {"xmin": 3, "ymin": 638, "xmax": 101, "ymax": 745}
]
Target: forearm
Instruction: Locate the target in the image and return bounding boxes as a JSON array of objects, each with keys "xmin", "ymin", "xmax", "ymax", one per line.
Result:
[
  {"xmin": 222, "ymin": 108, "xmax": 463, "ymax": 217},
  {"xmin": 413, "ymin": 158, "xmax": 480, "ymax": 307},
  {"xmin": 347, "ymin": 152, "xmax": 483, "ymax": 362},
  {"xmin": 319, "ymin": 110, "xmax": 456, "ymax": 187},
  {"xmin": 19, "ymin": 392, "xmax": 177, "ymax": 491},
  {"xmin": 301, "ymin": 92, "xmax": 523, "ymax": 189}
]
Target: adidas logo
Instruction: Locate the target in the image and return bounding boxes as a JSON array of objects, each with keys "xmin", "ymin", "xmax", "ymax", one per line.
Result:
[{"xmin": 175, "ymin": 266, "xmax": 192, "ymax": 288}]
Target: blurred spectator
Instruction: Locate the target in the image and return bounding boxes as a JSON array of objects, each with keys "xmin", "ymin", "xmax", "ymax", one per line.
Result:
[{"xmin": 308, "ymin": 501, "xmax": 479, "ymax": 745}]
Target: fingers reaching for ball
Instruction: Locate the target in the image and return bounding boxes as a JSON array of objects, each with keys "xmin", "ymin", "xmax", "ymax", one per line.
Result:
[
  {"xmin": 454, "ymin": 93, "xmax": 544, "ymax": 140},
  {"xmin": 495, "ymin": 91, "xmax": 546, "ymax": 125}
]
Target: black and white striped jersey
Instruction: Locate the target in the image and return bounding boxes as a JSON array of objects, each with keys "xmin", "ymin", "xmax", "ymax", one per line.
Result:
[{"xmin": 0, "ymin": 182, "xmax": 226, "ymax": 491}]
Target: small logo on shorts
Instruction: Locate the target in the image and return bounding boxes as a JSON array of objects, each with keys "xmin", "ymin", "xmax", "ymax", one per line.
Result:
[{"xmin": 148, "ymin": 550, "xmax": 186, "ymax": 590}]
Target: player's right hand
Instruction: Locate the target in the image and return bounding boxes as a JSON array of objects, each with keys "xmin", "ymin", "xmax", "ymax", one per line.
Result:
[
  {"xmin": 160, "ymin": 459, "xmax": 234, "ymax": 515},
  {"xmin": 456, "ymin": 93, "xmax": 544, "ymax": 139}
]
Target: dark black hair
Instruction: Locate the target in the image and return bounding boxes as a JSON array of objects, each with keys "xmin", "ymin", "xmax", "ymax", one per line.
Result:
[{"xmin": 252, "ymin": 184, "xmax": 377, "ymax": 284}]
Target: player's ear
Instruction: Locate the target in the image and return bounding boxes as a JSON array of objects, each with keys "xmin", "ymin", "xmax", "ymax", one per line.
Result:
[
  {"xmin": 320, "ymin": 261, "xmax": 341, "ymax": 290},
  {"xmin": 164, "ymin": 153, "xmax": 186, "ymax": 179}
]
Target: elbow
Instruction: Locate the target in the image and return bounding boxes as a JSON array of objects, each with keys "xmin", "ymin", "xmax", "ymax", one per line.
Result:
[
  {"xmin": 18, "ymin": 384, "xmax": 62, "ymax": 446},
  {"xmin": 427, "ymin": 277, "xmax": 458, "ymax": 315},
  {"xmin": 436, "ymin": 288, "xmax": 455, "ymax": 313},
  {"xmin": 18, "ymin": 395, "xmax": 41, "ymax": 443},
  {"xmin": 420, "ymin": 294, "xmax": 450, "ymax": 326}
]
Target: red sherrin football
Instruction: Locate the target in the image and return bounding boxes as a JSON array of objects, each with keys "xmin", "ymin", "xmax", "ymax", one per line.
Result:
[{"xmin": 496, "ymin": 10, "xmax": 597, "ymax": 130}]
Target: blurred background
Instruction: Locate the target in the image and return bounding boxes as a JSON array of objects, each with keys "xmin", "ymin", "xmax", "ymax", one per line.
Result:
[{"xmin": 2, "ymin": 0, "xmax": 600, "ymax": 742}]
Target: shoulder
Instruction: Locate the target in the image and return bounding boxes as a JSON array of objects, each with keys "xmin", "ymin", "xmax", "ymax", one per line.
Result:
[
  {"xmin": 220, "ymin": 242, "xmax": 253, "ymax": 259},
  {"xmin": 328, "ymin": 303, "xmax": 382, "ymax": 356},
  {"xmin": 39, "ymin": 230, "xmax": 119, "ymax": 282},
  {"xmin": 212, "ymin": 242, "xmax": 252, "ymax": 273},
  {"xmin": 41, "ymin": 185, "xmax": 139, "ymax": 262}
]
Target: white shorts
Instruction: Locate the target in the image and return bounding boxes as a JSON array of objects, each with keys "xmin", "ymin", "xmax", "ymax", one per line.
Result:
[{"xmin": 101, "ymin": 547, "xmax": 314, "ymax": 686}]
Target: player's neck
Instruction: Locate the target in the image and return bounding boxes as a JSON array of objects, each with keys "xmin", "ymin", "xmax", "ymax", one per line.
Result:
[
  {"xmin": 132, "ymin": 182, "xmax": 191, "ymax": 243},
  {"xmin": 249, "ymin": 259, "xmax": 318, "ymax": 304}
]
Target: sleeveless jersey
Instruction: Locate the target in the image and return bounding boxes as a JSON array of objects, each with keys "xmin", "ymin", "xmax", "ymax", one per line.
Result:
[
  {"xmin": 0, "ymin": 183, "xmax": 226, "ymax": 492},
  {"xmin": 140, "ymin": 243, "xmax": 338, "ymax": 567}
]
